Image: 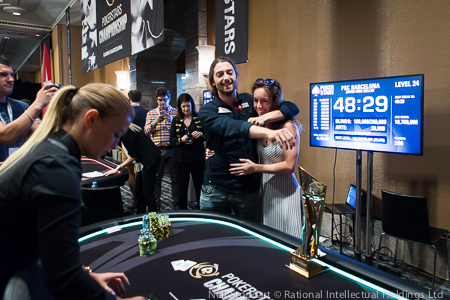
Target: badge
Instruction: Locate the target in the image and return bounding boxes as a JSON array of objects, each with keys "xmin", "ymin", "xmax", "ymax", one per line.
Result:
[{"xmin": 218, "ymin": 107, "xmax": 232, "ymax": 113}]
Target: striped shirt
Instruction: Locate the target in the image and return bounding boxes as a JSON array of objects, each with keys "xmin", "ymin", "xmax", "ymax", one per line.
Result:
[{"xmin": 144, "ymin": 106, "xmax": 177, "ymax": 147}]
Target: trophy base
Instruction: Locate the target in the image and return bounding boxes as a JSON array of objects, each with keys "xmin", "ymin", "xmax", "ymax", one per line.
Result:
[{"xmin": 288, "ymin": 252, "xmax": 328, "ymax": 278}]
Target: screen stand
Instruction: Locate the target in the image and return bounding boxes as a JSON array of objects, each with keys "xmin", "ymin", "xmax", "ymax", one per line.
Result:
[
  {"xmin": 354, "ymin": 150, "xmax": 363, "ymax": 261},
  {"xmin": 365, "ymin": 151, "xmax": 374, "ymax": 261}
]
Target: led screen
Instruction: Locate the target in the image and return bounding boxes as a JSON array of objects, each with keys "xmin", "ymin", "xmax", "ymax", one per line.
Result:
[{"xmin": 310, "ymin": 74, "xmax": 423, "ymax": 155}]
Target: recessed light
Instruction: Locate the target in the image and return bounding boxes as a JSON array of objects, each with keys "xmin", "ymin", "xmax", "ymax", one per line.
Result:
[{"xmin": 3, "ymin": 6, "xmax": 26, "ymax": 16}]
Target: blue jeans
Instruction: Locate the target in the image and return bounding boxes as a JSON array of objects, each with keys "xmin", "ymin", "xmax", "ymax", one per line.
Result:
[{"xmin": 200, "ymin": 184, "xmax": 261, "ymax": 222}]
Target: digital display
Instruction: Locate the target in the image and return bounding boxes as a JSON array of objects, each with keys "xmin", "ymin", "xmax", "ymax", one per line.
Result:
[
  {"xmin": 203, "ymin": 90, "xmax": 213, "ymax": 105},
  {"xmin": 310, "ymin": 74, "xmax": 424, "ymax": 155}
]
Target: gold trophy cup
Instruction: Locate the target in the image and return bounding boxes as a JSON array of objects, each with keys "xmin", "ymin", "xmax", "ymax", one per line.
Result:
[{"xmin": 288, "ymin": 167, "xmax": 328, "ymax": 278}]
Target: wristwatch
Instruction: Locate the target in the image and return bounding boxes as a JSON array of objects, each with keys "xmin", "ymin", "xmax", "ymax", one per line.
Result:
[{"xmin": 116, "ymin": 165, "xmax": 122, "ymax": 171}]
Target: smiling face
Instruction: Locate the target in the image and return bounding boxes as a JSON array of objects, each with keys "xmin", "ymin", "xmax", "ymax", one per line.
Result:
[
  {"xmin": 81, "ymin": 110, "xmax": 131, "ymax": 159},
  {"xmin": 0, "ymin": 64, "xmax": 15, "ymax": 99},
  {"xmin": 212, "ymin": 62, "xmax": 237, "ymax": 97},
  {"xmin": 253, "ymin": 87, "xmax": 274, "ymax": 116}
]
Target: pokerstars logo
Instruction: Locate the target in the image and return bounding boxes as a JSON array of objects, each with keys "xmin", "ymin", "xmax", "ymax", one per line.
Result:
[
  {"xmin": 106, "ymin": 0, "xmax": 114, "ymax": 6},
  {"xmin": 189, "ymin": 262, "xmax": 220, "ymax": 279},
  {"xmin": 312, "ymin": 84, "xmax": 335, "ymax": 96}
]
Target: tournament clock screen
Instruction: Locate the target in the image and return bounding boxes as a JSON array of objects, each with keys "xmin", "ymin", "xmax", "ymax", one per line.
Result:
[{"xmin": 310, "ymin": 75, "xmax": 423, "ymax": 155}]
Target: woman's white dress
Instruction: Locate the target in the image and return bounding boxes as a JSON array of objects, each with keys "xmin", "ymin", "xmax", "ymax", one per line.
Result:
[{"xmin": 257, "ymin": 141, "xmax": 303, "ymax": 238}]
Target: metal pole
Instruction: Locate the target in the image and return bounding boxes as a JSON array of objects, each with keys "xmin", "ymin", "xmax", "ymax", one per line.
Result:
[
  {"xmin": 354, "ymin": 150, "xmax": 362, "ymax": 260},
  {"xmin": 366, "ymin": 151, "xmax": 373, "ymax": 260}
]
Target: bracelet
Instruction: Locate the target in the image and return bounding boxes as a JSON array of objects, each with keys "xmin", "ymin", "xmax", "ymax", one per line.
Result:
[
  {"xmin": 117, "ymin": 165, "xmax": 122, "ymax": 171},
  {"xmin": 24, "ymin": 110, "xmax": 35, "ymax": 122},
  {"xmin": 84, "ymin": 266, "xmax": 92, "ymax": 273}
]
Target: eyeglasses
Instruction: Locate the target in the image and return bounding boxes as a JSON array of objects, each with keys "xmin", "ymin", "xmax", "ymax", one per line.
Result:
[{"xmin": 254, "ymin": 78, "xmax": 278, "ymax": 87}]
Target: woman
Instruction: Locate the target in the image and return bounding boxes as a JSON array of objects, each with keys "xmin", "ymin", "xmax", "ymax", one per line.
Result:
[
  {"xmin": 0, "ymin": 84, "xmax": 145, "ymax": 300},
  {"xmin": 170, "ymin": 93, "xmax": 205, "ymax": 209},
  {"xmin": 104, "ymin": 123, "xmax": 161, "ymax": 213},
  {"xmin": 229, "ymin": 78, "xmax": 303, "ymax": 238}
]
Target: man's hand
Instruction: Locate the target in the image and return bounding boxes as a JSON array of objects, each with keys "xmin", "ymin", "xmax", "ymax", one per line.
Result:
[
  {"xmin": 33, "ymin": 83, "xmax": 58, "ymax": 110},
  {"xmin": 229, "ymin": 158, "xmax": 256, "ymax": 176},
  {"xmin": 248, "ymin": 116, "xmax": 265, "ymax": 127},
  {"xmin": 268, "ymin": 128, "xmax": 295, "ymax": 150},
  {"xmin": 205, "ymin": 148, "xmax": 215, "ymax": 159}
]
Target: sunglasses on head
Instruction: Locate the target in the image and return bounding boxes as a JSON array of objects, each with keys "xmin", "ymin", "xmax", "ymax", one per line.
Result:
[{"xmin": 255, "ymin": 78, "xmax": 278, "ymax": 87}]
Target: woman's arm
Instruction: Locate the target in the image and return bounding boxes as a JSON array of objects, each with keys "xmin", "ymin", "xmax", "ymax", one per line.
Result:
[{"xmin": 230, "ymin": 121, "xmax": 300, "ymax": 175}]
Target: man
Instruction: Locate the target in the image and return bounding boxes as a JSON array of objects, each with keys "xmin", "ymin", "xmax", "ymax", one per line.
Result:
[
  {"xmin": 198, "ymin": 56, "xmax": 299, "ymax": 221},
  {"xmin": 121, "ymin": 90, "xmax": 149, "ymax": 200},
  {"xmin": 0, "ymin": 56, "xmax": 57, "ymax": 162},
  {"xmin": 144, "ymin": 87, "xmax": 178, "ymax": 209},
  {"xmin": 128, "ymin": 90, "xmax": 148, "ymax": 129}
]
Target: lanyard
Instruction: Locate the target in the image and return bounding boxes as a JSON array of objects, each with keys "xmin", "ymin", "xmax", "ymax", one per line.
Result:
[{"xmin": 0, "ymin": 101, "xmax": 13, "ymax": 125}]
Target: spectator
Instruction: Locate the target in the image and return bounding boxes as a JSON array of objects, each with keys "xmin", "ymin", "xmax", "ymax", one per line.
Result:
[
  {"xmin": 0, "ymin": 55, "xmax": 57, "ymax": 161},
  {"xmin": 144, "ymin": 87, "xmax": 178, "ymax": 209},
  {"xmin": 105, "ymin": 123, "xmax": 161, "ymax": 213},
  {"xmin": 170, "ymin": 93, "xmax": 205, "ymax": 209}
]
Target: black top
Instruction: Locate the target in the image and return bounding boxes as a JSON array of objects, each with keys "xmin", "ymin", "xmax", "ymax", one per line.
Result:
[
  {"xmin": 198, "ymin": 93, "xmax": 299, "ymax": 193},
  {"xmin": 0, "ymin": 129, "xmax": 114, "ymax": 300},
  {"xmin": 120, "ymin": 127, "xmax": 161, "ymax": 169},
  {"xmin": 132, "ymin": 105, "xmax": 149, "ymax": 129},
  {"xmin": 169, "ymin": 115, "xmax": 205, "ymax": 162}
]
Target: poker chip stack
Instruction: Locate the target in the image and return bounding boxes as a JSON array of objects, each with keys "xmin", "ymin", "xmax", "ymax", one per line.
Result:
[
  {"xmin": 159, "ymin": 215, "xmax": 171, "ymax": 239},
  {"xmin": 149, "ymin": 212, "xmax": 164, "ymax": 240},
  {"xmin": 138, "ymin": 227, "xmax": 157, "ymax": 257},
  {"xmin": 138, "ymin": 213, "xmax": 172, "ymax": 256}
]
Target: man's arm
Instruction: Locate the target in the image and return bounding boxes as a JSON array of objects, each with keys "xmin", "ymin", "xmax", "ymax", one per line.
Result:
[
  {"xmin": 248, "ymin": 100, "xmax": 300, "ymax": 126},
  {"xmin": 0, "ymin": 84, "xmax": 57, "ymax": 145}
]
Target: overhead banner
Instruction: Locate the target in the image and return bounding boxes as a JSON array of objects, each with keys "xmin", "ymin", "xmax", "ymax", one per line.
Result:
[
  {"xmin": 81, "ymin": 0, "xmax": 164, "ymax": 73},
  {"xmin": 66, "ymin": 7, "xmax": 72, "ymax": 84},
  {"xmin": 41, "ymin": 36, "xmax": 52, "ymax": 85},
  {"xmin": 215, "ymin": 0, "xmax": 248, "ymax": 64}
]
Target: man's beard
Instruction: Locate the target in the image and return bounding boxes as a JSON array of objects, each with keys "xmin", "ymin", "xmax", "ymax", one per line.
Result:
[{"xmin": 217, "ymin": 81, "xmax": 236, "ymax": 96}]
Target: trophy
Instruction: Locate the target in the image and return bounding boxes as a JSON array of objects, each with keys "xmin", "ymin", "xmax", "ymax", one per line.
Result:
[{"xmin": 288, "ymin": 167, "xmax": 328, "ymax": 278}]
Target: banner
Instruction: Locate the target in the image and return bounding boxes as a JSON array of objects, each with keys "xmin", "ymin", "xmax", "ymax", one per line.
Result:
[
  {"xmin": 81, "ymin": 0, "xmax": 164, "ymax": 73},
  {"xmin": 41, "ymin": 36, "xmax": 52, "ymax": 85},
  {"xmin": 66, "ymin": 7, "xmax": 72, "ymax": 84},
  {"xmin": 215, "ymin": 0, "xmax": 248, "ymax": 64}
]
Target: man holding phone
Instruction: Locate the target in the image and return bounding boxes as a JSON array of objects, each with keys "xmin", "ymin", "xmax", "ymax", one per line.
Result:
[
  {"xmin": 0, "ymin": 56, "xmax": 57, "ymax": 162},
  {"xmin": 144, "ymin": 87, "xmax": 178, "ymax": 209}
]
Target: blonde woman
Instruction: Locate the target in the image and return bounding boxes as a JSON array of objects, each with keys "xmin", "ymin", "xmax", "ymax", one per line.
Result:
[{"xmin": 0, "ymin": 84, "xmax": 145, "ymax": 300}]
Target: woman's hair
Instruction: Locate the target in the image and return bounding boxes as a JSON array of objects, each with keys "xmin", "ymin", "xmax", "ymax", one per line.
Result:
[
  {"xmin": 250, "ymin": 78, "xmax": 301, "ymax": 131},
  {"xmin": 175, "ymin": 93, "xmax": 197, "ymax": 121},
  {"xmin": 0, "ymin": 83, "xmax": 134, "ymax": 173},
  {"xmin": 208, "ymin": 56, "xmax": 238, "ymax": 95},
  {"xmin": 251, "ymin": 78, "xmax": 284, "ymax": 111}
]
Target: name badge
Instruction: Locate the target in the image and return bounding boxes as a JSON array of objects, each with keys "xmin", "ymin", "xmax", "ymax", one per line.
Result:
[
  {"xmin": 241, "ymin": 102, "xmax": 249, "ymax": 108},
  {"xmin": 218, "ymin": 107, "xmax": 232, "ymax": 114}
]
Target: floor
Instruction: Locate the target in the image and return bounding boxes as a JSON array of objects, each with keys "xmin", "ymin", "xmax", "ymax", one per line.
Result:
[{"xmin": 120, "ymin": 177, "xmax": 450, "ymax": 299}]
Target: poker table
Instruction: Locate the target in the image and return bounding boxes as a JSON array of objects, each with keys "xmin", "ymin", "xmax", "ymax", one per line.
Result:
[
  {"xmin": 80, "ymin": 157, "xmax": 128, "ymax": 226},
  {"xmin": 79, "ymin": 211, "xmax": 432, "ymax": 300}
]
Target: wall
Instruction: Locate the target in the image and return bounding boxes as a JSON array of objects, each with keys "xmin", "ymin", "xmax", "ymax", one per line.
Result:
[{"xmin": 227, "ymin": 0, "xmax": 450, "ymax": 231}]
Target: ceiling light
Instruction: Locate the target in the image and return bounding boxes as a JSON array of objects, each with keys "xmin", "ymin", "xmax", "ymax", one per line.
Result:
[{"xmin": 3, "ymin": 6, "xmax": 26, "ymax": 16}]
